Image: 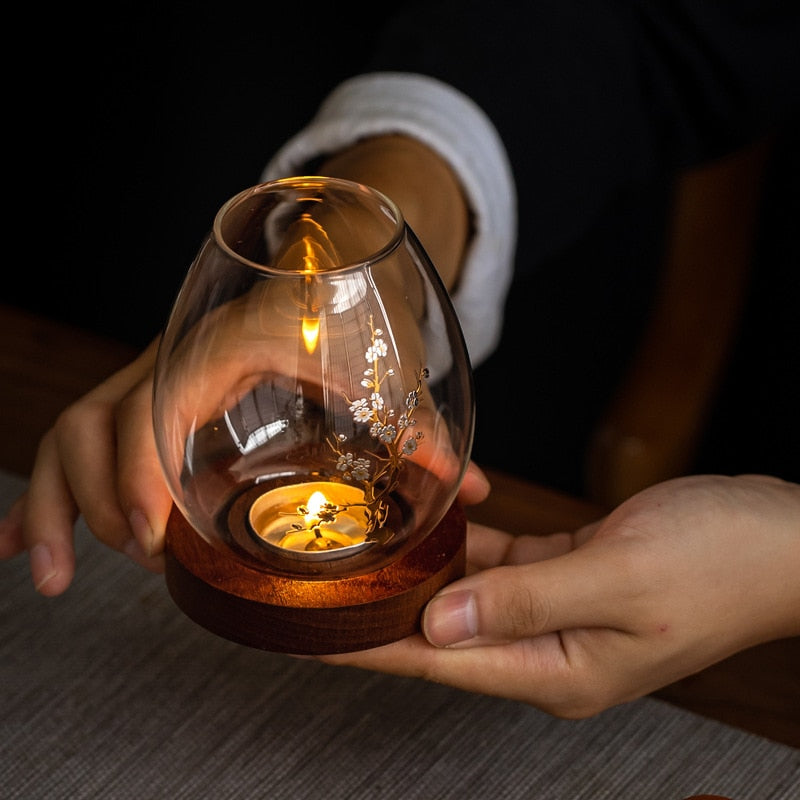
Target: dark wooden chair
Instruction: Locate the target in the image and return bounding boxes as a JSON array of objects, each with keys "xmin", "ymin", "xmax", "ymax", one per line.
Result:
[{"xmin": 585, "ymin": 136, "xmax": 772, "ymax": 508}]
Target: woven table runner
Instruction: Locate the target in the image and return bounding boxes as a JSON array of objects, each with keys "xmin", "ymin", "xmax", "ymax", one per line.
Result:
[{"xmin": 2, "ymin": 470, "xmax": 797, "ymax": 799}]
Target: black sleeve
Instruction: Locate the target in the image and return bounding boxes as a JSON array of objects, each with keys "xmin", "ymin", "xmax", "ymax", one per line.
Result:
[
  {"xmin": 363, "ymin": 0, "xmax": 799, "ymax": 271},
  {"xmin": 14, "ymin": 1, "xmax": 798, "ymax": 349}
]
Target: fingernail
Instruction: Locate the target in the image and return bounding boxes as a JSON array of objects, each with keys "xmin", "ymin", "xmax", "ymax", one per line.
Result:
[
  {"xmin": 31, "ymin": 543, "xmax": 57, "ymax": 591},
  {"xmin": 124, "ymin": 537, "xmax": 146, "ymax": 560},
  {"xmin": 128, "ymin": 509, "xmax": 154, "ymax": 557},
  {"xmin": 422, "ymin": 589, "xmax": 477, "ymax": 647}
]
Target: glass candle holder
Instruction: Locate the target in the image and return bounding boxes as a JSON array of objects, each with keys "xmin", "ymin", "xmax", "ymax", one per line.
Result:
[{"xmin": 153, "ymin": 177, "xmax": 474, "ymax": 588}]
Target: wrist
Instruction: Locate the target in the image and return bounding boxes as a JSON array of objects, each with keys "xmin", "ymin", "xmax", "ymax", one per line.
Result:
[{"xmin": 319, "ymin": 135, "xmax": 470, "ymax": 291}]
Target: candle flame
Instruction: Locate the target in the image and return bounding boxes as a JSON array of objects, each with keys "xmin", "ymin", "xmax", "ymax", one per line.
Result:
[
  {"xmin": 304, "ymin": 490, "xmax": 328, "ymax": 523},
  {"xmin": 250, "ymin": 481, "xmax": 370, "ymax": 553}
]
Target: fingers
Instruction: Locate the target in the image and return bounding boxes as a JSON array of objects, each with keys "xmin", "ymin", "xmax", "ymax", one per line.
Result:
[
  {"xmin": 466, "ymin": 522, "xmax": 581, "ymax": 571},
  {"xmin": 322, "ymin": 506, "xmax": 780, "ymax": 718},
  {"xmin": 52, "ymin": 378, "xmax": 167, "ymax": 575},
  {"xmin": 52, "ymin": 346, "xmax": 158, "ymax": 551},
  {"xmin": 21, "ymin": 430, "xmax": 79, "ymax": 595},
  {"xmin": 53, "ymin": 394, "xmax": 135, "ymax": 553},
  {"xmin": 318, "ymin": 631, "xmax": 622, "ymax": 718},
  {"xmin": 457, "ymin": 461, "xmax": 491, "ymax": 506},
  {"xmin": 423, "ymin": 537, "xmax": 640, "ymax": 647},
  {"xmin": 115, "ymin": 372, "xmax": 173, "ymax": 560},
  {"xmin": 320, "ymin": 475, "xmax": 800, "ymax": 719},
  {"xmin": 9, "ymin": 339, "xmax": 167, "ymax": 595},
  {"xmin": 110, "ymin": 340, "xmax": 170, "ymax": 563}
]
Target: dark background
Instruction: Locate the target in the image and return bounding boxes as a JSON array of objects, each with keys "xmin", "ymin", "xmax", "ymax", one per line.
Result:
[{"xmin": 9, "ymin": 3, "xmax": 798, "ymax": 496}]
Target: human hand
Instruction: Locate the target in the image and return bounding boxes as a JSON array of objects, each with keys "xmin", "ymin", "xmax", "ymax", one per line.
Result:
[
  {"xmin": 0, "ymin": 338, "xmax": 171, "ymax": 595},
  {"xmin": 316, "ymin": 474, "xmax": 800, "ymax": 717},
  {"xmin": 0, "ymin": 328, "xmax": 489, "ymax": 596}
]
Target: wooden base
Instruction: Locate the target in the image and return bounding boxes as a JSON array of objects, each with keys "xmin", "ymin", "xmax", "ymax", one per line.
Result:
[{"xmin": 164, "ymin": 503, "xmax": 466, "ymax": 655}]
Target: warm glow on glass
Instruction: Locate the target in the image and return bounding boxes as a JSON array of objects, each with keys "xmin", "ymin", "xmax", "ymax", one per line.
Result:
[
  {"xmin": 301, "ymin": 313, "xmax": 320, "ymax": 354},
  {"xmin": 299, "ymin": 230, "xmax": 326, "ymax": 354}
]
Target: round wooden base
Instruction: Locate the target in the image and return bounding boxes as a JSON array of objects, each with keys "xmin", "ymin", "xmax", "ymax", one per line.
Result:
[{"xmin": 164, "ymin": 503, "xmax": 466, "ymax": 655}]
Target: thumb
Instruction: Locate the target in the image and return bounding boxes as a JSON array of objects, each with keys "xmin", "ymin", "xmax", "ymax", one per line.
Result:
[{"xmin": 422, "ymin": 543, "xmax": 637, "ymax": 647}]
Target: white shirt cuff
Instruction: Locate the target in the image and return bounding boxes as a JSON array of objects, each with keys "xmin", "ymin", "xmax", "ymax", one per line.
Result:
[{"xmin": 260, "ymin": 72, "xmax": 517, "ymax": 368}]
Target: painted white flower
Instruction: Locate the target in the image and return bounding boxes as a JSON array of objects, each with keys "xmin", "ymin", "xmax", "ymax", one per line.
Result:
[
  {"xmin": 326, "ymin": 317, "xmax": 428, "ymax": 538},
  {"xmin": 365, "ymin": 339, "xmax": 388, "ymax": 362},
  {"xmin": 349, "ymin": 398, "xmax": 372, "ymax": 423},
  {"xmin": 350, "ymin": 459, "xmax": 371, "ymax": 481},
  {"xmin": 402, "ymin": 438, "xmax": 419, "ymax": 455},
  {"xmin": 378, "ymin": 425, "xmax": 396, "ymax": 444}
]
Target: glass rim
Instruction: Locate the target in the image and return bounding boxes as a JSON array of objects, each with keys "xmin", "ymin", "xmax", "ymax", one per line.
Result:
[{"xmin": 212, "ymin": 175, "xmax": 406, "ymax": 275}]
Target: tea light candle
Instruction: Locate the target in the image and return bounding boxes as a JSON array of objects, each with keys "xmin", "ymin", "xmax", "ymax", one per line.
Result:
[{"xmin": 248, "ymin": 481, "xmax": 372, "ymax": 559}]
